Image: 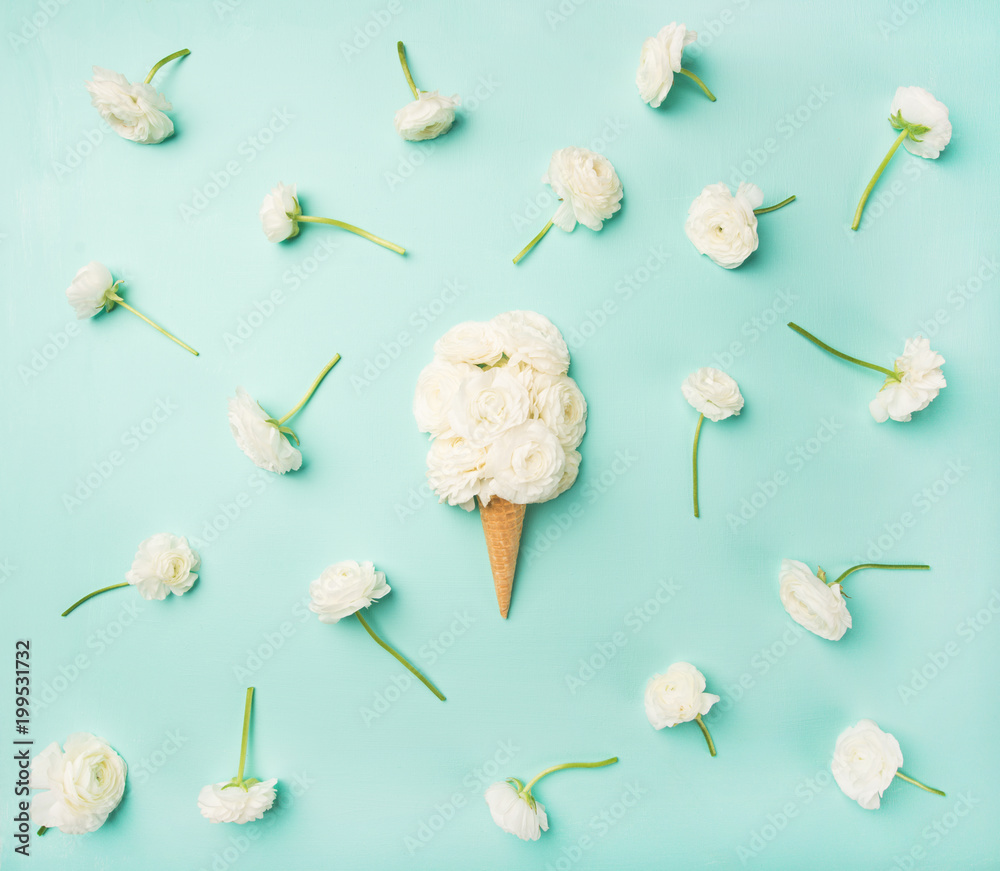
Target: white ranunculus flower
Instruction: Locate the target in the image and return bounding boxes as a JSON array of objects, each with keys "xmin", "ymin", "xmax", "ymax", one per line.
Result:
[
  {"xmin": 66, "ymin": 261, "xmax": 120, "ymax": 319},
  {"xmin": 394, "ymin": 90, "xmax": 460, "ymax": 141},
  {"xmin": 890, "ymin": 86, "xmax": 952, "ymax": 159},
  {"xmin": 543, "ymin": 147, "xmax": 624, "ymax": 232},
  {"xmin": 125, "ymin": 533, "xmax": 200, "ymax": 601},
  {"xmin": 85, "ymin": 67, "xmax": 175, "ymax": 144},
  {"xmin": 644, "ymin": 662, "xmax": 719, "ymax": 729},
  {"xmin": 779, "ymin": 559, "xmax": 852, "ymax": 641},
  {"xmin": 448, "ymin": 367, "xmax": 531, "ymax": 444},
  {"xmin": 426, "ymin": 433, "xmax": 489, "ymax": 510},
  {"xmin": 636, "ymin": 23, "xmax": 697, "ymax": 108},
  {"xmin": 685, "ymin": 182, "xmax": 763, "ymax": 268},
  {"xmin": 869, "ymin": 337, "xmax": 946, "ymax": 423},
  {"xmin": 485, "ymin": 420, "xmax": 567, "ymax": 504},
  {"xmin": 414, "ymin": 360, "xmax": 481, "ymax": 437},
  {"xmin": 228, "ymin": 387, "xmax": 302, "ymax": 474},
  {"xmin": 433, "ymin": 321, "xmax": 506, "ymax": 367},
  {"xmin": 531, "ymin": 373, "xmax": 587, "ymax": 449},
  {"xmin": 259, "ymin": 182, "xmax": 301, "ymax": 242},
  {"xmin": 484, "ymin": 781, "xmax": 548, "ymax": 841},
  {"xmin": 682, "ymin": 368, "xmax": 744, "ymax": 421},
  {"xmin": 832, "ymin": 720, "xmax": 903, "ymax": 810},
  {"xmin": 493, "ymin": 310, "xmax": 571, "ymax": 375},
  {"xmin": 30, "ymin": 733, "xmax": 127, "ymax": 834},
  {"xmin": 197, "ymin": 779, "xmax": 278, "ymax": 824},
  {"xmin": 555, "ymin": 448, "xmax": 581, "ymax": 497},
  {"xmin": 308, "ymin": 560, "xmax": 390, "ymax": 624}
]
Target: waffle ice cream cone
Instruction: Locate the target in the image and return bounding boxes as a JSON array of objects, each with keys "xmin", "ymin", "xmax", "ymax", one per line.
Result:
[{"xmin": 478, "ymin": 496, "xmax": 526, "ymax": 619}]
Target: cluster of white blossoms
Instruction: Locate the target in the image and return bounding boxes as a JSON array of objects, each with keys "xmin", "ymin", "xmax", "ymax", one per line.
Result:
[{"xmin": 415, "ymin": 312, "xmax": 586, "ymax": 509}]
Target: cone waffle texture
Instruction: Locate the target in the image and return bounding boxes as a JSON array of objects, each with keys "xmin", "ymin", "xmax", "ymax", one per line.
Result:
[{"xmin": 478, "ymin": 496, "xmax": 526, "ymax": 619}]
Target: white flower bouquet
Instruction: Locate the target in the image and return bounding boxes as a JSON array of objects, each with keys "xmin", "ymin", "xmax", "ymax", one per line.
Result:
[{"xmin": 414, "ymin": 311, "xmax": 586, "ymax": 618}]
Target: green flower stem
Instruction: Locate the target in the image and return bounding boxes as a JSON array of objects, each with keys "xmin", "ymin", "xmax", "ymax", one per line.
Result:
[
  {"xmin": 753, "ymin": 195, "xmax": 797, "ymax": 215},
  {"xmin": 692, "ymin": 413, "xmax": 704, "ymax": 519},
  {"xmin": 144, "ymin": 48, "xmax": 190, "ymax": 84},
  {"xmin": 512, "ymin": 219, "xmax": 554, "ymax": 265},
  {"xmin": 852, "ymin": 128, "xmax": 908, "ymax": 231},
  {"xmin": 678, "ymin": 68, "xmax": 716, "ymax": 102},
  {"xmin": 356, "ymin": 611, "xmax": 445, "ymax": 701},
  {"xmin": 37, "ymin": 827, "xmax": 48, "ymax": 836},
  {"xmin": 61, "ymin": 583, "xmax": 130, "ymax": 617},
  {"xmin": 787, "ymin": 322, "xmax": 896, "ymax": 378},
  {"xmin": 296, "ymin": 215, "xmax": 405, "ymax": 255},
  {"xmin": 116, "ymin": 300, "xmax": 199, "ymax": 356},
  {"xmin": 523, "ymin": 756, "xmax": 619, "ymax": 793},
  {"xmin": 277, "ymin": 354, "xmax": 341, "ymax": 425},
  {"xmin": 397, "ymin": 41, "xmax": 419, "ymax": 98},
  {"xmin": 830, "ymin": 563, "xmax": 930, "ymax": 586},
  {"xmin": 695, "ymin": 714, "xmax": 717, "ymax": 756},
  {"xmin": 236, "ymin": 687, "xmax": 254, "ymax": 785},
  {"xmin": 895, "ymin": 770, "xmax": 945, "ymax": 797}
]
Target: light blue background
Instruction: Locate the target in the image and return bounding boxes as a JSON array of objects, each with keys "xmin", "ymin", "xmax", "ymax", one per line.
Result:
[{"xmin": 2, "ymin": 0, "xmax": 998, "ymax": 868}]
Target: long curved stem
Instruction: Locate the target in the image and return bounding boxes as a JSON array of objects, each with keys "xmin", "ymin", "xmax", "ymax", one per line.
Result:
[
  {"xmin": 695, "ymin": 714, "xmax": 717, "ymax": 756},
  {"xmin": 754, "ymin": 195, "xmax": 796, "ymax": 215},
  {"xmin": 61, "ymin": 583, "xmax": 129, "ymax": 617},
  {"xmin": 692, "ymin": 413, "xmax": 704, "ymax": 518},
  {"xmin": 831, "ymin": 563, "xmax": 929, "ymax": 586},
  {"xmin": 678, "ymin": 68, "xmax": 716, "ymax": 102},
  {"xmin": 852, "ymin": 128, "xmax": 908, "ymax": 231},
  {"xmin": 523, "ymin": 756, "xmax": 619, "ymax": 792},
  {"xmin": 356, "ymin": 611, "xmax": 445, "ymax": 701},
  {"xmin": 236, "ymin": 687, "xmax": 254, "ymax": 784},
  {"xmin": 116, "ymin": 301, "xmax": 199, "ymax": 356},
  {"xmin": 787, "ymin": 322, "xmax": 896, "ymax": 378},
  {"xmin": 297, "ymin": 215, "xmax": 405, "ymax": 255},
  {"xmin": 397, "ymin": 41, "xmax": 419, "ymax": 98},
  {"xmin": 895, "ymin": 770, "xmax": 945, "ymax": 797},
  {"xmin": 144, "ymin": 48, "xmax": 190, "ymax": 84},
  {"xmin": 513, "ymin": 218, "xmax": 554, "ymax": 265},
  {"xmin": 277, "ymin": 354, "xmax": 341, "ymax": 424}
]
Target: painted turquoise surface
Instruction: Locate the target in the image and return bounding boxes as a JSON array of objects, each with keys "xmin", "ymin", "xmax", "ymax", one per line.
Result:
[{"xmin": 1, "ymin": 0, "xmax": 998, "ymax": 868}]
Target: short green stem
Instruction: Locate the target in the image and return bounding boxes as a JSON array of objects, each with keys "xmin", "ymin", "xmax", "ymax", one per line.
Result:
[
  {"xmin": 117, "ymin": 300, "xmax": 199, "ymax": 356},
  {"xmin": 830, "ymin": 563, "xmax": 930, "ymax": 586},
  {"xmin": 277, "ymin": 353, "xmax": 341, "ymax": 425},
  {"xmin": 523, "ymin": 756, "xmax": 619, "ymax": 792},
  {"xmin": 513, "ymin": 218, "xmax": 554, "ymax": 265},
  {"xmin": 356, "ymin": 611, "xmax": 445, "ymax": 701},
  {"xmin": 787, "ymin": 322, "xmax": 896, "ymax": 378},
  {"xmin": 895, "ymin": 770, "xmax": 945, "ymax": 797},
  {"xmin": 297, "ymin": 215, "xmax": 405, "ymax": 255},
  {"xmin": 37, "ymin": 826, "xmax": 48, "ymax": 836},
  {"xmin": 754, "ymin": 195, "xmax": 796, "ymax": 215},
  {"xmin": 852, "ymin": 128, "xmax": 908, "ymax": 231},
  {"xmin": 678, "ymin": 68, "xmax": 716, "ymax": 102},
  {"xmin": 236, "ymin": 687, "xmax": 254, "ymax": 785},
  {"xmin": 695, "ymin": 714, "xmax": 717, "ymax": 756},
  {"xmin": 62, "ymin": 583, "xmax": 130, "ymax": 617},
  {"xmin": 692, "ymin": 413, "xmax": 704, "ymax": 518},
  {"xmin": 144, "ymin": 48, "xmax": 190, "ymax": 84},
  {"xmin": 397, "ymin": 41, "xmax": 419, "ymax": 99}
]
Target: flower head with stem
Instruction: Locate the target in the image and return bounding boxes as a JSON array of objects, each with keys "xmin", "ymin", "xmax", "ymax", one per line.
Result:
[
  {"xmin": 197, "ymin": 688, "xmax": 277, "ymax": 824},
  {"xmin": 309, "ymin": 561, "xmax": 445, "ymax": 701},
  {"xmin": 636, "ymin": 23, "xmax": 715, "ymax": 108},
  {"xmin": 484, "ymin": 756, "xmax": 618, "ymax": 840},
  {"xmin": 66, "ymin": 261, "xmax": 198, "ymax": 355},
  {"xmin": 393, "ymin": 42, "xmax": 460, "ymax": 141},
  {"xmin": 228, "ymin": 353, "xmax": 341, "ymax": 474},
  {"xmin": 645, "ymin": 662, "xmax": 720, "ymax": 755},
  {"xmin": 787, "ymin": 323, "xmax": 945, "ymax": 423},
  {"xmin": 259, "ymin": 182, "xmax": 405, "ymax": 254},
  {"xmin": 682, "ymin": 368, "xmax": 743, "ymax": 517}
]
